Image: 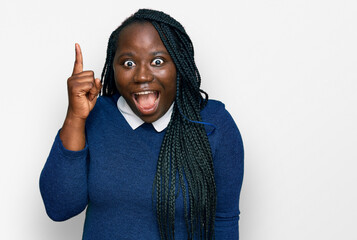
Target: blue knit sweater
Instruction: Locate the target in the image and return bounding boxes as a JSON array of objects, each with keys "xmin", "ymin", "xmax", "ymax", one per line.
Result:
[{"xmin": 40, "ymin": 94, "xmax": 244, "ymax": 239}]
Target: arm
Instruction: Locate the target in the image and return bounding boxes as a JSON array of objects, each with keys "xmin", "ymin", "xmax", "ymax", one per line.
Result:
[
  {"xmin": 39, "ymin": 131, "xmax": 89, "ymax": 221},
  {"xmin": 39, "ymin": 44, "xmax": 101, "ymax": 221},
  {"xmin": 212, "ymin": 105, "xmax": 244, "ymax": 239}
]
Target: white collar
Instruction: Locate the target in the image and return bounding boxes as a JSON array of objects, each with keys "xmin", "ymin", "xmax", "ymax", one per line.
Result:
[{"xmin": 117, "ymin": 96, "xmax": 173, "ymax": 132}]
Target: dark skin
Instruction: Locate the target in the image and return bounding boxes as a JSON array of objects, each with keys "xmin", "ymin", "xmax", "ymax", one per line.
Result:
[
  {"xmin": 59, "ymin": 43, "xmax": 102, "ymax": 151},
  {"xmin": 113, "ymin": 22, "xmax": 176, "ymax": 123},
  {"xmin": 60, "ymin": 23, "xmax": 177, "ymax": 151}
]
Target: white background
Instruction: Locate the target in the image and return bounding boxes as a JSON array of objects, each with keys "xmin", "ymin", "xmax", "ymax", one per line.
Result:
[{"xmin": 1, "ymin": 0, "xmax": 356, "ymax": 239}]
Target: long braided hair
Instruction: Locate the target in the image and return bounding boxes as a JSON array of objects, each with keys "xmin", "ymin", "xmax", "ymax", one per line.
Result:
[{"xmin": 100, "ymin": 9, "xmax": 216, "ymax": 239}]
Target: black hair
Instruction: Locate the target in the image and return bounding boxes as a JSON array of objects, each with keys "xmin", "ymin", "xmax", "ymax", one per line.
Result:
[{"xmin": 100, "ymin": 9, "xmax": 216, "ymax": 239}]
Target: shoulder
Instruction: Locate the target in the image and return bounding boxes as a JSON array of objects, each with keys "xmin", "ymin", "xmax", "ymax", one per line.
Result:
[
  {"xmin": 201, "ymin": 99, "xmax": 244, "ymax": 157},
  {"xmin": 201, "ymin": 99, "xmax": 226, "ymax": 115},
  {"xmin": 201, "ymin": 99, "xmax": 239, "ymax": 133},
  {"xmin": 90, "ymin": 94, "xmax": 119, "ymax": 115},
  {"xmin": 86, "ymin": 94, "xmax": 120, "ymax": 127},
  {"xmin": 94, "ymin": 94, "xmax": 118, "ymax": 110}
]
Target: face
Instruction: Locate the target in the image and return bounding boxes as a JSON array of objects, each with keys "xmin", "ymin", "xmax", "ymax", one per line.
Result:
[{"xmin": 113, "ymin": 22, "xmax": 177, "ymax": 123}]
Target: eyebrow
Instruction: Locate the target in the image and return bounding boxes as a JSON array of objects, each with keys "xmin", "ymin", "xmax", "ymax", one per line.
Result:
[
  {"xmin": 117, "ymin": 51, "xmax": 170, "ymax": 59},
  {"xmin": 117, "ymin": 52, "xmax": 134, "ymax": 59},
  {"xmin": 152, "ymin": 51, "xmax": 170, "ymax": 56}
]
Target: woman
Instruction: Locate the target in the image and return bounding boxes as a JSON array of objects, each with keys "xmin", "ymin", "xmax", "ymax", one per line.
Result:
[{"xmin": 40, "ymin": 9, "xmax": 244, "ymax": 240}]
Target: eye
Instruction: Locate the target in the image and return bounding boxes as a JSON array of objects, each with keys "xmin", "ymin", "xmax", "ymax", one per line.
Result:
[
  {"xmin": 151, "ymin": 58, "xmax": 164, "ymax": 66},
  {"xmin": 123, "ymin": 60, "xmax": 136, "ymax": 68}
]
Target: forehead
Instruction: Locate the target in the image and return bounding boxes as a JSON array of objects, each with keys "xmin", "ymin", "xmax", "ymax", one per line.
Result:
[{"xmin": 116, "ymin": 22, "xmax": 166, "ymax": 52}]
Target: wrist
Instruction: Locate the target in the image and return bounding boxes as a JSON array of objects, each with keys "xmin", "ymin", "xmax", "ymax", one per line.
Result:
[
  {"xmin": 60, "ymin": 114, "xmax": 86, "ymax": 151},
  {"xmin": 64, "ymin": 111, "xmax": 86, "ymax": 129}
]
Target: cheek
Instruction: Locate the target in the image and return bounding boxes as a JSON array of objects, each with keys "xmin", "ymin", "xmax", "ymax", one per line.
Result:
[
  {"xmin": 159, "ymin": 67, "xmax": 177, "ymax": 89},
  {"xmin": 114, "ymin": 70, "xmax": 132, "ymax": 91},
  {"xmin": 169, "ymin": 71, "xmax": 177, "ymax": 93},
  {"xmin": 164, "ymin": 71, "xmax": 177, "ymax": 102}
]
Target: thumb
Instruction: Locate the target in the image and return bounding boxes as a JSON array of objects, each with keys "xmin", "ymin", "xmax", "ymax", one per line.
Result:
[
  {"xmin": 88, "ymin": 78, "xmax": 102, "ymax": 101},
  {"xmin": 95, "ymin": 78, "xmax": 102, "ymax": 91}
]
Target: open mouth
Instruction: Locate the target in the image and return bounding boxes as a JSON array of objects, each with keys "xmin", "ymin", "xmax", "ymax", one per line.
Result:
[{"xmin": 132, "ymin": 90, "xmax": 160, "ymax": 115}]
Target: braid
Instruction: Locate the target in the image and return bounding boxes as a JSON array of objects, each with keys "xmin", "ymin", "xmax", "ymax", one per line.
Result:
[{"xmin": 101, "ymin": 9, "xmax": 217, "ymax": 239}]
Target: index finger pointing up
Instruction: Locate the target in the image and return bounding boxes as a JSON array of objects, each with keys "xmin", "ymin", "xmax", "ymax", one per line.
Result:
[{"xmin": 72, "ymin": 43, "xmax": 83, "ymax": 75}]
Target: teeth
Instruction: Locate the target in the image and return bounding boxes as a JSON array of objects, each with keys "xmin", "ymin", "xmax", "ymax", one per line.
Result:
[{"xmin": 135, "ymin": 91, "xmax": 155, "ymax": 95}]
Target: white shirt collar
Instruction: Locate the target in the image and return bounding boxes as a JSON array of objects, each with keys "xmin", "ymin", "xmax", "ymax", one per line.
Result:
[{"xmin": 117, "ymin": 96, "xmax": 173, "ymax": 132}]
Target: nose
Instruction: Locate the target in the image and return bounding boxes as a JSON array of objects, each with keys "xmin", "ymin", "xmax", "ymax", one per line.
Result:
[{"xmin": 134, "ymin": 64, "xmax": 154, "ymax": 83}]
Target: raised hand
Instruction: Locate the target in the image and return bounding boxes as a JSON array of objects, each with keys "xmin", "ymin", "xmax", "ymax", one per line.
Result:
[
  {"xmin": 60, "ymin": 44, "xmax": 102, "ymax": 151},
  {"xmin": 67, "ymin": 43, "xmax": 102, "ymax": 120}
]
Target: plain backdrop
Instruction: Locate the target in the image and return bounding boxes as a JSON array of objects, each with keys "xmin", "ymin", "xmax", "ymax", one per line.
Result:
[{"xmin": 1, "ymin": 0, "xmax": 356, "ymax": 239}]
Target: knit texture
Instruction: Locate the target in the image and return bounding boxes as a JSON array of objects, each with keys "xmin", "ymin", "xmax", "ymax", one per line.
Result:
[{"xmin": 39, "ymin": 94, "xmax": 244, "ymax": 239}]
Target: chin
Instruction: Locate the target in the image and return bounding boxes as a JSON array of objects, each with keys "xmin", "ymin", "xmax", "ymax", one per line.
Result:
[{"xmin": 138, "ymin": 113, "xmax": 161, "ymax": 123}]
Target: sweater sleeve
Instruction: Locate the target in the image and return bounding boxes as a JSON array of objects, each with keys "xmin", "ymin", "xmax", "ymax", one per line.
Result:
[
  {"xmin": 212, "ymin": 104, "xmax": 244, "ymax": 239},
  {"xmin": 39, "ymin": 130, "xmax": 89, "ymax": 221}
]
